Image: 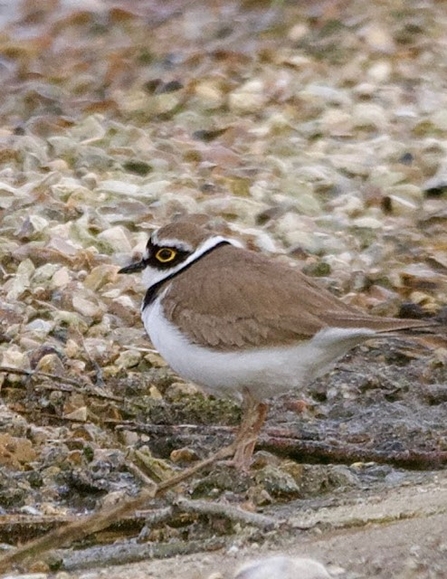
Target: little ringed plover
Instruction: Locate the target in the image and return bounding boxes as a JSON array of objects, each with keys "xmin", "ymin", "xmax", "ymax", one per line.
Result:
[{"xmin": 119, "ymin": 218, "xmax": 431, "ymax": 469}]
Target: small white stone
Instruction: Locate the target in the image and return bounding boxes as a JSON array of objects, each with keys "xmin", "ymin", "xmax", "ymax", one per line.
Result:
[
  {"xmin": 229, "ymin": 79, "xmax": 267, "ymax": 113},
  {"xmin": 50, "ymin": 177, "xmax": 90, "ymax": 200},
  {"xmin": 19, "ymin": 505, "xmax": 42, "ymax": 515},
  {"xmin": 25, "ymin": 319, "xmax": 54, "ymax": 334},
  {"xmin": 282, "ymin": 54, "xmax": 313, "ymax": 68},
  {"xmin": 69, "ymin": 114, "xmax": 106, "ymax": 143},
  {"xmin": 352, "ymin": 103, "xmax": 388, "ymax": 130},
  {"xmin": 330, "ymin": 154, "xmax": 371, "ymax": 176},
  {"xmin": 139, "ymin": 180, "xmax": 171, "ymax": 196},
  {"xmin": 1, "ymin": 348, "xmax": 29, "ymax": 370},
  {"xmin": 369, "ymin": 165, "xmax": 407, "ymax": 188},
  {"xmin": 50, "ymin": 266, "xmax": 71, "ymax": 289},
  {"xmin": 352, "ymin": 216, "xmax": 383, "ymax": 229},
  {"xmin": 72, "ymin": 293, "xmax": 105, "ymax": 320},
  {"xmin": 384, "ymin": 184, "xmax": 423, "ymax": 204},
  {"xmin": 0, "ymin": 181, "xmax": 18, "ymax": 194},
  {"xmin": 64, "ymin": 406, "xmax": 88, "ymax": 422},
  {"xmin": 110, "ymin": 295, "xmax": 139, "ymax": 312},
  {"xmin": 430, "ymin": 109, "xmax": 447, "ymax": 131},
  {"xmin": 234, "ymin": 556, "xmax": 330, "ymax": 579},
  {"xmin": 32, "ymin": 263, "xmax": 59, "ymax": 284},
  {"xmin": 26, "ymin": 214, "xmax": 49, "ymax": 233},
  {"xmin": 99, "ymin": 490, "xmax": 128, "ymax": 508},
  {"xmin": 47, "ymin": 136, "xmax": 77, "ymax": 156},
  {"xmin": 361, "ymin": 24, "xmax": 395, "ymax": 53},
  {"xmin": 320, "ymin": 109, "xmax": 353, "ymax": 134},
  {"xmin": 367, "ymin": 60, "xmax": 392, "ymax": 83},
  {"xmin": 64, "ymin": 339, "xmax": 80, "ymax": 358},
  {"xmin": 98, "ymin": 180, "xmax": 140, "ymax": 197},
  {"xmin": 115, "ymin": 349, "xmax": 142, "ymax": 369},
  {"xmin": 97, "ymin": 226, "xmax": 133, "ymax": 253},
  {"xmin": 288, "ymin": 23, "xmax": 309, "ymax": 42},
  {"xmin": 300, "ymin": 84, "xmax": 351, "ymax": 106},
  {"xmin": 330, "ymin": 192, "xmax": 364, "ymax": 216},
  {"xmin": 46, "ymin": 159, "xmax": 69, "ymax": 172},
  {"xmin": 253, "ymin": 231, "xmax": 279, "ymax": 253},
  {"xmin": 195, "ymin": 80, "xmax": 226, "ymax": 109}
]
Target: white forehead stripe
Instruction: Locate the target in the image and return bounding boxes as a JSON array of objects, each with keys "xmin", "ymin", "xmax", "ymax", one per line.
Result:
[{"xmin": 150, "ymin": 234, "xmax": 194, "ymax": 252}]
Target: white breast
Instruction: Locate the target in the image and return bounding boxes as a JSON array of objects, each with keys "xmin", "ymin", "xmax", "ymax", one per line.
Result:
[{"xmin": 142, "ymin": 293, "xmax": 378, "ymax": 401}]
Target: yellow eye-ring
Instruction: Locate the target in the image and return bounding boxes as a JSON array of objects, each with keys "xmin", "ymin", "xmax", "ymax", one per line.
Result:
[{"xmin": 155, "ymin": 248, "xmax": 177, "ymax": 263}]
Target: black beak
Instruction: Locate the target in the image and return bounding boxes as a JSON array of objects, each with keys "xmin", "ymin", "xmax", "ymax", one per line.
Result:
[{"xmin": 118, "ymin": 260, "xmax": 146, "ymax": 274}]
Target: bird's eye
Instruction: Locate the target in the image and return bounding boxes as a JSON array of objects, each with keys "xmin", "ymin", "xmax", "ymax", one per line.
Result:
[{"xmin": 155, "ymin": 248, "xmax": 177, "ymax": 263}]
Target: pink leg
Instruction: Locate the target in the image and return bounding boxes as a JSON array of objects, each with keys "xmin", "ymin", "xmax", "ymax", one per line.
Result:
[{"xmin": 233, "ymin": 389, "xmax": 268, "ymax": 471}]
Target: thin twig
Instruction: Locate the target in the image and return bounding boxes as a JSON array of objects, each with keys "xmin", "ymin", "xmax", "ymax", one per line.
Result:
[
  {"xmin": 124, "ymin": 459, "xmax": 159, "ymax": 490},
  {"xmin": 56, "ymin": 537, "xmax": 227, "ymax": 571},
  {"xmin": 137, "ymin": 506, "xmax": 175, "ymax": 528},
  {"xmin": 260, "ymin": 433, "xmax": 447, "ymax": 470},
  {"xmin": 174, "ymin": 497, "xmax": 283, "ymax": 531},
  {"xmin": 0, "ymin": 366, "xmax": 122, "ymax": 401}
]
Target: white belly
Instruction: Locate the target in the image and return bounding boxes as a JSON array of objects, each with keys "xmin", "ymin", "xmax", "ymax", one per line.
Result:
[{"xmin": 142, "ymin": 298, "xmax": 377, "ymax": 401}]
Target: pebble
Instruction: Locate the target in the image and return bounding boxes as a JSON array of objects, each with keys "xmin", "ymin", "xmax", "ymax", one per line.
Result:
[
  {"xmin": 25, "ymin": 319, "xmax": 54, "ymax": 334},
  {"xmin": 287, "ymin": 22, "xmax": 309, "ymax": 42},
  {"xmin": 69, "ymin": 114, "xmax": 106, "ymax": 143},
  {"xmin": 351, "ymin": 216, "xmax": 383, "ymax": 229},
  {"xmin": 32, "ymin": 263, "xmax": 60, "ymax": 284},
  {"xmin": 115, "ymin": 349, "xmax": 142, "ymax": 369},
  {"xmin": 139, "ymin": 180, "xmax": 171, "ymax": 197},
  {"xmin": 1, "ymin": 347, "xmax": 29, "ymax": 370},
  {"xmin": 195, "ymin": 80, "xmax": 226, "ymax": 109},
  {"xmin": 83, "ymin": 264, "xmax": 117, "ymax": 291},
  {"xmin": 233, "ymin": 556, "xmax": 330, "ymax": 579},
  {"xmin": 64, "ymin": 406, "xmax": 88, "ymax": 421},
  {"xmin": 97, "ymin": 180, "xmax": 140, "ymax": 197},
  {"xmin": 352, "ymin": 103, "xmax": 388, "ymax": 130},
  {"xmin": 367, "ymin": 60, "xmax": 392, "ymax": 83},
  {"xmin": 300, "ymin": 84, "xmax": 351, "ymax": 107},
  {"xmin": 97, "ymin": 226, "xmax": 133, "ymax": 253},
  {"xmin": 255, "ymin": 465, "xmax": 301, "ymax": 498},
  {"xmin": 430, "ymin": 109, "xmax": 447, "ymax": 130},
  {"xmin": 361, "ymin": 23, "xmax": 395, "ymax": 53},
  {"xmin": 320, "ymin": 109, "xmax": 353, "ymax": 135},
  {"xmin": 423, "ymin": 163, "xmax": 447, "ymax": 193},
  {"xmin": 383, "ymin": 193, "xmax": 420, "ymax": 216},
  {"xmin": 229, "ymin": 79, "xmax": 267, "ymax": 113},
  {"xmin": 50, "ymin": 266, "xmax": 71, "ymax": 289}
]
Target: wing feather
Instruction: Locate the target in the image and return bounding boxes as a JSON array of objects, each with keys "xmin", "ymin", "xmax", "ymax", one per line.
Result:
[{"xmin": 160, "ymin": 245, "xmax": 425, "ymax": 350}]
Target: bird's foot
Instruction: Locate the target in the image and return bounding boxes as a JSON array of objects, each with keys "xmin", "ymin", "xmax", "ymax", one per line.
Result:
[{"xmin": 232, "ymin": 437, "xmax": 257, "ymax": 472}]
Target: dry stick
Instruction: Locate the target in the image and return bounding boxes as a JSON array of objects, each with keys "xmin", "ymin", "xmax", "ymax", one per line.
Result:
[
  {"xmin": 260, "ymin": 434, "xmax": 447, "ymax": 470},
  {"xmin": 0, "ymin": 366, "xmax": 122, "ymax": 401},
  {"xmin": 59, "ymin": 537, "xmax": 227, "ymax": 571},
  {"xmin": 124, "ymin": 459, "xmax": 160, "ymax": 490},
  {"xmin": 174, "ymin": 497, "xmax": 283, "ymax": 531},
  {"xmin": 0, "ymin": 443, "xmax": 235, "ymax": 574}
]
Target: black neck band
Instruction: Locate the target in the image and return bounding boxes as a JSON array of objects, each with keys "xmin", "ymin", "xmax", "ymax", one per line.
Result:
[{"xmin": 143, "ymin": 240, "xmax": 231, "ymax": 310}]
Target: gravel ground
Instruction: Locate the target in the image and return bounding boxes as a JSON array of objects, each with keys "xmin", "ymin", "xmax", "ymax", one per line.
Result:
[{"xmin": 1, "ymin": 0, "xmax": 447, "ymax": 577}]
